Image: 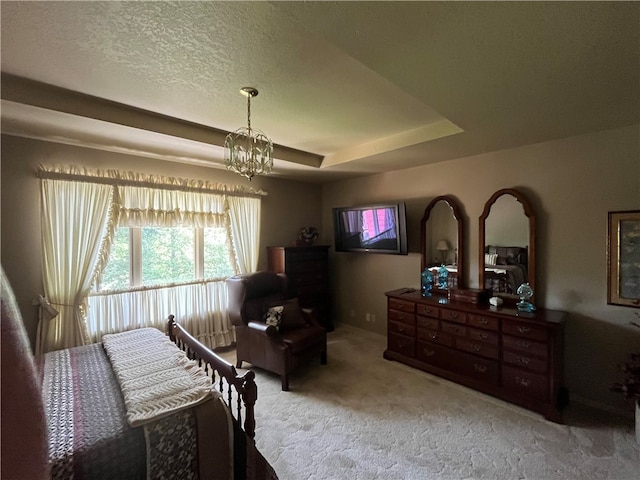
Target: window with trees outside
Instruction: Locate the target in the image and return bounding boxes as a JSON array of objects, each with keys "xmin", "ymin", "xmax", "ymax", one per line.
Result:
[
  {"xmin": 97, "ymin": 226, "xmax": 235, "ymax": 291},
  {"xmin": 36, "ymin": 166, "xmax": 263, "ymax": 354}
]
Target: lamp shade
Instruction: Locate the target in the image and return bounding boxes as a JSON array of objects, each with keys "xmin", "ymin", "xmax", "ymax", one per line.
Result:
[{"xmin": 436, "ymin": 240, "xmax": 450, "ymax": 251}]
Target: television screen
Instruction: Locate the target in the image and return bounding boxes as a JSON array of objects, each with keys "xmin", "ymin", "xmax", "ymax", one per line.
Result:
[{"xmin": 333, "ymin": 202, "xmax": 408, "ymax": 254}]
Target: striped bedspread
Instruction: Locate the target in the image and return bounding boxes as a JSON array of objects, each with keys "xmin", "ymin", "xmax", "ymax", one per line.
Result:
[{"xmin": 42, "ymin": 332, "xmax": 232, "ymax": 480}]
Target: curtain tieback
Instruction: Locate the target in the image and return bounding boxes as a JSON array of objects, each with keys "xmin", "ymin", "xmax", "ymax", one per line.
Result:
[{"xmin": 32, "ymin": 295, "xmax": 60, "ymax": 321}]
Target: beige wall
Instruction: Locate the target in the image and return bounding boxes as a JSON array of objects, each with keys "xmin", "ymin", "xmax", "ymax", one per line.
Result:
[
  {"xmin": 0, "ymin": 135, "xmax": 322, "ymax": 349},
  {"xmin": 2, "ymin": 125, "xmax": 639, "ymax": 415},
  {"xmin": 322, "ymin": 125, "xmax": 640, "ymax": 414}
]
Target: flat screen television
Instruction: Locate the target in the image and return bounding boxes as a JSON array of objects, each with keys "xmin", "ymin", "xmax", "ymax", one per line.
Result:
[{"xmin": 332, "ymin": 202, "xmax": 408, "ymax": 255}]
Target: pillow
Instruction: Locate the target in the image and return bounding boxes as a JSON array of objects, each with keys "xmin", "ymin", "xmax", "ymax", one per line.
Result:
[
  {"xmin": 279, "ymin": 298, "xmax": 309, "ymax": 330},
  {"xmin": 264, "ymin": 298, "xmax": 308, "ymax": 331},
  {"xmin": 263, "ymin": 305, "xmax": 284, "ymax": 329},
  {"xmin": 484, "ymin": 253, "xmax": 498, "ymax": 265}
]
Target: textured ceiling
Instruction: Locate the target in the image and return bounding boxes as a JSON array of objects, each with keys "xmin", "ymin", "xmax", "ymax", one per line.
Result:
[{"xmin": 1, "ymin": 1, "xmax": 639, "ymax": 183}]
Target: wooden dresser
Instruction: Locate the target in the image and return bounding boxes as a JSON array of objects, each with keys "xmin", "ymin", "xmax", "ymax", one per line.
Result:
[
  {"xmin": 384, "ymin": 288, "xmax": 567, "ymax": 422},
  {"xmin": 267, "ymin": 245, "xmax": 333, "ymax": 331}
]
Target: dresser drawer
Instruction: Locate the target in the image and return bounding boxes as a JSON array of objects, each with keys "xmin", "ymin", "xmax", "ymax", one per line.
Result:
[
  {"xmin": 503, "ymin": 350, "xmax": 548, "ymax": 373},
  {"xmin": 455, "ymin": 338, "xmax": 500, "ymax": 360},
  {"xmin": 468, "ymin": 313, "xmax": 499, "ymax": 331},
  {"xmin": 389, "ymin": 320, "xmax": 416, "ymax": 338},
  {"xmin": 416, "ymin": 304, "xmax": 439, "ymax": 318},
  {"xmin": 295, "ymin": 282, "xmax": 327, "ymax": 297},
  {"xmin": 417, "ymin": 328, "xmax": 453, "ymax": 348},
  {"xmin": 441, "ymin": 320, "xmax": 467, "ymax": 337},
  {"xmin": 388, "ymin": 333, "xmax": 415, "ymax": 357},
  {"xmin": 502, "ymin": 365, "xmax": 548, "ymax": 402},
  {"xmin": 440, "ymin": 309, "xmax": 467, "ymax": 324},
  {"xmin": 416, "ymin": 341, "xmax": 456, "ymax": 369},
  {"xmin": 290, "ymin": 270, "xmax": 327, "ymax": 285},
  {"xmin": 389, "ymin": 298, "xmax": 415, "ymax": 313},
  {"xmin": 456, "ymin": 352, "xmax": 499, "ymax": 385},
  {"xmin": 502, "ymin": 335, "xmax": 547, "ymax": 358},
  {"xmin": 285, "ymin": 250, "xmax": 327, "ymax": 262},
  {"xmin": 287, "ymin": 259, "xmax": 326, "ymax": 274},
  {"xmin": 416, "ymin": 316, "xmax": 438, "ymax": 330},
  {"xmin": 502, "ymin": 321, "xmax": 548, "ymax": 342},
  {"xmin": 468, "ymin": 327, "xmax": 499, "ymax": 346},
  {"xmin": 388, "ymin": 309, "xmax": 415, "ymax": 326}
]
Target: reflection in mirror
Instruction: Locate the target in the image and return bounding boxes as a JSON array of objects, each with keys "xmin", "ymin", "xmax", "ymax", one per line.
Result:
[
  {"xmin": 421, "ymin": 195, "xmax": 465, "ymax": 290},
  {"xmin": 479, "ymin": 188, "xmax": 535, "ymax": 302}
]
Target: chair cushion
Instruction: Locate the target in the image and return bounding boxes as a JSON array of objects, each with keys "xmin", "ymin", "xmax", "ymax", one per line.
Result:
[{"xmin": 279, "ymin": 325, "xmax": 326, "ymax": 354}]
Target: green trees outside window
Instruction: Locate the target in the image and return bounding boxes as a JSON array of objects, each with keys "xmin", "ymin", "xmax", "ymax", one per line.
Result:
[{"xmin": 98, "ymin": 226, "xmax": 234, "ymax": 292}]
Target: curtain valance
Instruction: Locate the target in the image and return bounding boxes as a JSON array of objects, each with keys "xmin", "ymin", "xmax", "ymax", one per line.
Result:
[{"xmin": 36, "ymin": 165, "xmax": 268, "ymax": 198}]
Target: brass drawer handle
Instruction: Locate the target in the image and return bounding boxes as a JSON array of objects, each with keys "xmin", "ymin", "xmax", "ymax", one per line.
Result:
[
  {"xmin": 480, "ymin": 333, "xmax": 489, "ymax": 340},
  {"xmin": 397, "ymin": 341, "xmax": 406, "ymax": 348},
  {"xmin": 473, "ymin": 345, "xmax": 481, "ymax": 352},
  {"xmin": 473, "ymin": 364, "xmax": 487, "ymax": 373},
  {"xmin": 516, "ymin": 376, "xmax": 531, "ymax": 387},
  {"xmin": 518, "ymin": 326, "xmax": 532, "ymax": 334},
  {"xmin": 398, "ymin": 325, "xmax": 405, "ymax": 332},
  {"xmin": 450, "ymin": 312, "xmax": 459, "ymax": 319},
  {"xmin": 517, "ymin": 356, "xmax": 530, "ymax": 365},
  {"xmin": 428, "ymin": 333, "xmax": 438, "ymax": 340},
  {"xmin": 479, "ymin": 318, "xmax": 488, "ymax": 325},
  {"xmin": 516, "ymin": 340, "xmax": 531, "ymax": 349},
  {"xmin": 423, "ymin": 349, "xmax": 435, "ymax": 357}
]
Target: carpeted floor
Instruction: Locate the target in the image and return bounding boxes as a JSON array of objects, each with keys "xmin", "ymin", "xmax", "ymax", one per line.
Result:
[{"xmin": 220, "ymin": 324, "xmax": 639, "ymax": 480}]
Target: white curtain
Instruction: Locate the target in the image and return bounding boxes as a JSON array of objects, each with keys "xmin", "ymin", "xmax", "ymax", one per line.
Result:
[
  {"xmin": 87, "ymin": 281, "xmax": 233, "ymax": 349},
  {"xmin": 117, "ymin": 185, "xmax": 227, "ymax": 227},
  {"xmin": 38, "ymin": 167, "xmax": 265, "ymax": 352},
  {"xmin": 37, "ymin": 179, "xmax": 116, "ymax": 354},
  {"xmin": 87, "ymin": 187, "xmax": 262, "ymax": 347},
  {"xmin": 227, "ymin": 196, "xmax": 261, "ymax": 273}
]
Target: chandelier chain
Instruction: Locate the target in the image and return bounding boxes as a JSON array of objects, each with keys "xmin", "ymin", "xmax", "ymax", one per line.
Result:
[{"xmin": 246, "ymin": 94, "xmax": 251, "ymax": 131}]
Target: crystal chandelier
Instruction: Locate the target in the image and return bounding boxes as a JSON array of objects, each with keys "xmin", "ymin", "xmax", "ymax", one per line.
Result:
[{"xmin": 224, "ymin": 87, "xmax": 273, "ymax": 180}]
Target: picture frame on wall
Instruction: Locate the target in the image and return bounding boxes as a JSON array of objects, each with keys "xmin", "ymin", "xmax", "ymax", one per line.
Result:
[{"xmin": 607, "ymin": 210, "xmax": 640, "ymax": 308}]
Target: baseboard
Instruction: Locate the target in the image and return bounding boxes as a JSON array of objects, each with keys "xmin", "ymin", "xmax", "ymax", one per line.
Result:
[{"xmin": 570, "ymin": 394, "xmax": 634, "ymax": 419}]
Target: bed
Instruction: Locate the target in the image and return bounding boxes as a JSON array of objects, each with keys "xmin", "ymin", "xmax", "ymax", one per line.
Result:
[
  {"xmin": 484, "ymin": 245, "xmax": 528, "ymax": 294},
  {"xmin": 0, "ymin": 267, "xmax": 277, "ymax": 480}
]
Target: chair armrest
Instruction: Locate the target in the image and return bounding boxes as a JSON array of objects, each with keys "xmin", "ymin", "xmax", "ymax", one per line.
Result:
[{"xmin": 247, "ymin": 321, "xmax": 278, "ymax": 337}]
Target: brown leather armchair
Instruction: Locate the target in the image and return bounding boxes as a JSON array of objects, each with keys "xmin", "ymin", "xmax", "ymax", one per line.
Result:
[{"xmin": 226, "ymin": 271, "xmax": 327, "ymax": 391}]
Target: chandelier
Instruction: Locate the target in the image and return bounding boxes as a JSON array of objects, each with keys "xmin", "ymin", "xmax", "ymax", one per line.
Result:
[{"xmin": 224, "ymin": 87, "xmax": 273, "ymax": 180}]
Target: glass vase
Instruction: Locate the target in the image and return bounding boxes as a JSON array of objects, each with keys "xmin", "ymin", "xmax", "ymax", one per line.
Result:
[
  {"xmin": 516, "ymin": 282, "xmax": 535, "ymax": 312},
  {"xmin": 421, "ymin": 269, "xmax": 433, "ymax": 297},
  {"xmin": 437, "ymin": 264, "xmax": 449, "ymax": 289}
]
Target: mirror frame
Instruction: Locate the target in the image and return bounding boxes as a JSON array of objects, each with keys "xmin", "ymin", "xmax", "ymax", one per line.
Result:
[
  {"xmin": 420, "ymin": 195, "xmax": 465, "ymax": 289},
  {"xmin": 479, "ymin": 188, "xmax": 536, "ymax": 302}
]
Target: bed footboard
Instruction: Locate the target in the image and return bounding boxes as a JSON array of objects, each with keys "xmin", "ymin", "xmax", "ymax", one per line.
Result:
[{"xmin": 167, "ymin": 315, "xmax": 257, "ymax": 439}]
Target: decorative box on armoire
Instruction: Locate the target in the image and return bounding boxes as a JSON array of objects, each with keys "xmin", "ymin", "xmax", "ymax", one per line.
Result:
[{"xmin": 267, "ymin": 245, "xmax": 333, "ymax": 331}]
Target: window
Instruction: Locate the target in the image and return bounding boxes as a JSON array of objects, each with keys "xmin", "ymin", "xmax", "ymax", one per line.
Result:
[{"xmin": 98, "ymin": 226, "xmax": 234, "ymax": 291}]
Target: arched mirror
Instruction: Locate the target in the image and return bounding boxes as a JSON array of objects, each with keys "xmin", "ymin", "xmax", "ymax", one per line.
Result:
[
  {"xmin": 479, "ymin": 188, "xmax": 536, "ymax": 303},
  {"xmin": 421, "ymin": 195, "xmax": 465, "ymax": 290}
]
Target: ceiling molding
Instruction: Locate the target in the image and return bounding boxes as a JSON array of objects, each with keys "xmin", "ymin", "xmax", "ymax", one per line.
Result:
[{"xmin": 0, "ymin": 73, "xmax": 324, "ymax": 169}]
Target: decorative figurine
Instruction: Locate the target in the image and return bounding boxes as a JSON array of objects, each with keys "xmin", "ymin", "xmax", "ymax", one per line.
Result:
[
  {"xmin": 421, "ymin": 268, "xmax": 433, "ymax": 297},
  {"xmin": 437, "ymin": 264, "xmax": 449, "ymax": 289},
  {"xmin": 297, "ymin": 227, "xmax": 319, "ymax": 246},
  {"xmin": 516, "ymin": 282, "xmax": 536, "ymax": 312}
]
